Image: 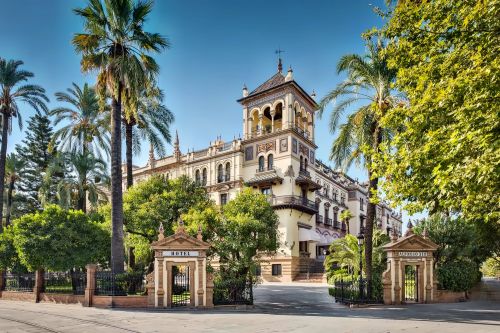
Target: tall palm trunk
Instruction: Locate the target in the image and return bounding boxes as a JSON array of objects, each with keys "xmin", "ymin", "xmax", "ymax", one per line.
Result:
[
  {"xmin": 0, "ymin": 114, "xmax": 10, "ymax": 232},
  {"xmin": 5, "ymin": 176, "xmax": 15, "ymax": 226},
  {"xmin": 78, "ymin": 179, "xmax": 87, "ymax": 214},
  {"xmin": 364, "ymin": 123, "xmax": 382, "ymax": 298},
  {"xmin": 110, "ymin": 85, "xmax": 125, "ymax": 274},
  {"xmin": 125, "ymin": 122, "xmax": 133, "ymax": 188}
]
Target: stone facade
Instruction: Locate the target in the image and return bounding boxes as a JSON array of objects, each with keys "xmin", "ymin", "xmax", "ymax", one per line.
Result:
[{"xmin": 126, "ymin": 62, "xmax": 403, "ymax": 282}]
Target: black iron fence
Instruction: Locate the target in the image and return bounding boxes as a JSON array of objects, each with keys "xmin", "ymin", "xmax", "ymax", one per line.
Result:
[
  {"xmin": 213, "ymin": 277, "xmax": 253, "ymax": 305},
  {"xmin": 3, "ymin": 272, "xmax": 36, "ymax": 292},
  {"xmin": 95, "ymin": 271, "xmax": 146, "ymax": 296},
  {"xmin": 330, "ymin": 278, "xmax": 383, "ymax": 304},
  {"xmin": 44, "ymin": 271, "xmax": 86, "ymax": 295}
]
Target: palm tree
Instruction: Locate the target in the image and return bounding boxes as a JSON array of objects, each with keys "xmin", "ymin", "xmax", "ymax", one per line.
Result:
[
  {"xmin": 46, "ymin": 152, "xmax": 109, "ymax": 213},
  {"xmin": 73, "ymin": 0, "xmax": 169, "ymax": 273},
  {"xmin": 340, "ymin": 209, "xmax": 354, "ymax": 234},
  {"xmin": 4, "ymin": 153, "xmax": 25, "ymax": 226},
  {"xmin": 324, "ymin": 234, "xmax": 363, "ymax": 282},
  {"xmin": 0, "ymin": 58, "xmax": 49, "ymax": 231},
  {"xmin": 325, "ymin": 230, "xmax": 389, "ymax": 283},
  {"xmin": 124, "ymin": 85, "xmax": 174, "ymax": 188},
  {"xmin": 318, "ymin": 37, "xmax": 398, "ymax": 297},
  {"xmin": 50, "ymin": 82, "xmax": 110, "ymax": 158}
]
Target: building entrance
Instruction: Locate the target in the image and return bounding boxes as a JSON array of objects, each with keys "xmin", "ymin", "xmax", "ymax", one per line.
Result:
[
  {"xmin": 171, "ymin": 265, "xmax": 190, "ymax": 307},
  {"xmin": 404, "ymin": 265, "xmax": 418, "ymax": 303}
]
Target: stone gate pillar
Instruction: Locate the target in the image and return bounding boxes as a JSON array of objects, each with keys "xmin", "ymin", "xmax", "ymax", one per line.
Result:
[
  {"xmin": 150, "ymin": 221, "xmax": 211, "ymax": 308},
  {"xmin": 382, "ymin": 225, "xmax": 438, "ymax": 305}
]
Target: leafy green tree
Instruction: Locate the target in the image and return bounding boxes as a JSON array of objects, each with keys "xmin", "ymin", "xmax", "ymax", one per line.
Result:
[
  {"xmin": 0, "ymin": 58, "xmax": 49, "ymax": 230},
  {"xmin": 414, "ymin": 215, "xmax": 497, "ymax": 291},
  {"xmin": 50, "ymin": 82, "xmax": 110, "ymax": 159},
  {"xmin": 414, "ymin": 215, "xmax": 493, "ymax": 268},
  {"xmin": 12, "ymin": 205, "xmax": 110, "ymax": 271},
  {"xmin": 73, "ymin": 0, "xmax": 169, "ymax": 273},
  {"xmin": 4, "ymin": 153, "xmax": 25, "ymax": 227},
  {"xmin": 318, "ymin": 37, "xmax": 398, "ymax": 296},
  {"xmin": 0, "ymin": 226, "xmax": 22, "ymax": 272},
  {"xmin": 123, "ymin": 84, "xmax": 174, "ymax": 188},
  {"xmin": 200, "ymin": 188, "xmax": 280, "ymax": 281},
  {"xmin": 481, "ymin": 257, "xmax": 500, "ymax": 278},
  {"xmin": 100, "ymin": 175, "xmax": 211, "ymax": 269},
  {"xmin": 14, "ymin": 113, "xmax": 64, "ymax": 216},
  {"xmin": 376, "ymin": 1, "xmax": 499, "ymax": 223},
  {"xmin": 45, "ymin": 151, "xmax": 110, "ymax": 213}
]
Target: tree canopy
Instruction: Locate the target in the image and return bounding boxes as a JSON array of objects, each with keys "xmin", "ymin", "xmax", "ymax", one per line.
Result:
[
  {"xmin": 12, "ymin": 205, "xmax": 110, "ymax": 271},
  {"xmin": 376, "ymin": 1, "xmax": 500, "ymax": 223}
]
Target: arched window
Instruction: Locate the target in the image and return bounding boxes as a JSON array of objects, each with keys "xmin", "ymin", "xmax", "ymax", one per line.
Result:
[
  {"xmin": 267, "ymin": 154, "xmax": 274, "ymax": 170},
  {"xmin": 258, "ymin": 156, "xmax": 265, "ymax": 172},
  {"xmin": 217, "ymin": 164, "xmax": 223, "ymax": 183},
  {"xmin": 225, "ymin": 162, "xmax": 231, "ymax": 181},
  {"xmin": 304, "ymin": 158, "xmax": 308, "ymax": 170},
  {"xmin": 300, "ymin": 156, "xmax": 304, "ymax": 171},
  {"xmin": 202, "ymin": 168, "xmax": 207, "ymax": 186},
  {"xmin": 195, "ymin": 170, "xmax": 201, "ymax": 185}
]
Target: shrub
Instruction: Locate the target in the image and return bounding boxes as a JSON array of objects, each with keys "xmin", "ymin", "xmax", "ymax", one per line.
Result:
[{"xmin": 437, "ymin": 260, "xmax": 482, "ymax": 292}]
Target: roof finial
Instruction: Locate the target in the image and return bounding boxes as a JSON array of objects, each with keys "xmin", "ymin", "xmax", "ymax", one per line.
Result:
[
  {"xmin": 275, "ymin": 48, "xmax": 284, "ymax": 73},
  {"xmin": 158, "ymin": 222, "xmax": 164, "ymax": 240},
  {"xmin": 173, "ymin": 130, "xmax": 181, "ymax": 161},
  {"xmin": 197, "ymin": 224, "xmax": 203, "ymax": 241}
]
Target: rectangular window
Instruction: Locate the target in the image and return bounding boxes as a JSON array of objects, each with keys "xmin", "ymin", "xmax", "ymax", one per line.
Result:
[
  {"xmin": 220, "ymin": 193, "xmax": 228, "ymax": 206},
  {"xmin": 299, "ymin": 241, "xmax": 309, "ymax": 253},
  {"xmin": 360, "ymin": 198, "xmax": 364, "ymax": 210},
  {"xmin": 261, "ymin": 187, "xmax": 272, "ymax": 195},
  {"xmin": 272, "ymin": 264, "xmax": 282, "ymax": 276},
  {"xmin": 255, "ymin": 265, "xmax": 261, "ymax": 276}
]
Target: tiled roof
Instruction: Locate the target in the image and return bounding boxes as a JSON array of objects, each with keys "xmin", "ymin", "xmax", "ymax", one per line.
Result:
[
  {"xmin": 245, "ymin": 170, "xmax": 283, "ymax": 186},
  {"xmin": 247, "ymin": 72, "xmax": 286, "ymax": 97}
]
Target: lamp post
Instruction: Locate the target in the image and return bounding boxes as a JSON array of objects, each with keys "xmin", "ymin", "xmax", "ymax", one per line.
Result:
[{"xmin": 357, "ymin": 231, "xmax": 365, "ymax": 301}]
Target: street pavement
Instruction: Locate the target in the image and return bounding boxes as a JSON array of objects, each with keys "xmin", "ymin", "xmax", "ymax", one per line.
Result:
[{"xmin": 0, "ymin": 282, "xmax": 498, "ymax": 332}]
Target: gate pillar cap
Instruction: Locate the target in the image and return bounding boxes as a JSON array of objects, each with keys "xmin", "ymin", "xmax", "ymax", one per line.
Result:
[{"xmin": 382, "ymin": 233, "xmax": 438, "ymax": 254}]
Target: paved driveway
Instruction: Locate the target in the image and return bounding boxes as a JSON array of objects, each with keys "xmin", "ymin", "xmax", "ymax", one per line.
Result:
[
  {"xmin": 253, "ymin": 282, "xmax": 343, "ymax": 313},
  {"xmin": 0, "ymin": 283, "xmax": 499, "ymax": 332}
]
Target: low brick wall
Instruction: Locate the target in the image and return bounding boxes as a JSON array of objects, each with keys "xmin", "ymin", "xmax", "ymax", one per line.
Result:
[
  {"xmin": 92, "ymin": 295, "xmax": 148, "ymax": 308},
  {"xmin": 0, "ymin": 291, "xmax": 35, "ymax": 302},
  {"xmin": 436, "ymin": 290, "xmax": 466, "ymax": 303},
  {"xmin": 40, "ymin": 293, "xmax": 85, "ymax": 305}
]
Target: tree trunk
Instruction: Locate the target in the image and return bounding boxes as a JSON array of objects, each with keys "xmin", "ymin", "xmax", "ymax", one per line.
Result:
[
  {"xmin": 0, "ymin": 114, "xmax": 10, "ymax": 232},
  {"xmin": 110, "ymin": 85, "xmax": 125, "ymax": 274},
  {"xmin": 78, "ymin": 187, "xmax": 87, "ymax": 213},
  {"xmin": 5, "ymin": 177, "xmax": 14, "ymax": 227},
  {"xmin": 125, "ymin": 122, "xmax": 133, "ymax": 189},
  {"xmin": 364, "ymin": 123, "xmax": 383, "ymax": 298}
]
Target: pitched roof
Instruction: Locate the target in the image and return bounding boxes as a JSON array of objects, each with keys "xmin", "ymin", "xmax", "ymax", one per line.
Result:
[{"xmin": 247, "ymin": 72, "xmax": 285, "ymax": 97}]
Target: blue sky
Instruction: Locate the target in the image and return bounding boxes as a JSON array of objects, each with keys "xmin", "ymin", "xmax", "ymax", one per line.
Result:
[{"xmin": 0, "ymin": 0, "xmax": 418, "ymax": 222}]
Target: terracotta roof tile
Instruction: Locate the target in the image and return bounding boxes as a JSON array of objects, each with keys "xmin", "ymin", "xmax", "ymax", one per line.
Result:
[{"xmin": 247, "ymin": 72, "xmax": 285, "ymax": 97}]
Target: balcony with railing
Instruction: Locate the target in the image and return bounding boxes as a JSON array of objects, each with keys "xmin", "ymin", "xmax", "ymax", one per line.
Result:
[
  {"xmin": 316, "ymin": 215, "xmax": 323, "ymax": 224},
  {"xmin": 256, "ymin": 166, "xmax": 275, "ymax": 173},
  {"xmin": 325, "ymin": 218, "xmax": 333, "ymax": 226},
  {"xmin": 269, "ymin": 195, "xmax": 318, "ymax": 215},
  {"xmin": 296, "ymin": 169, "xmax": 321, "ymax": 191},
  {"xmin": 333, "ymin": 220, "xmax": 341, "ymax": 230},
  {"xmin": 217, "ymin": 174, "xmax": 231, "ymax": 183}
]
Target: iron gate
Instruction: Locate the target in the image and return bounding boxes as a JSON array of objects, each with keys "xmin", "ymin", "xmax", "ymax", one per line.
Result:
[
  {"xmin": 171, "ymin": 265, "xmax": 190, "ymax": 307},
  {"xmin": 404, "ymin": 265, "xmax": 418, "ymax": 302}
]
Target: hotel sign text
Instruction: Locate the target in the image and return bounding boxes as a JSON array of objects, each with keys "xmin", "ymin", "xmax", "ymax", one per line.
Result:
[
  {"xmin": 398, "ymin": 251, "xmax": 428, "ymax": 257},
  {"xmin": 163, "ymin": 250, "xmax": 199, "ymax": 257}
]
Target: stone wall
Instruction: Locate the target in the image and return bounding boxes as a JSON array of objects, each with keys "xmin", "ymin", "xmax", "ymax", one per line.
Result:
[{"xmin": 435, "ymin": 290, "xmax": 466, "ymax": 303}]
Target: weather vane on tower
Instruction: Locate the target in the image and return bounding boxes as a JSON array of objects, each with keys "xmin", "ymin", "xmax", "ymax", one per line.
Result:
[{"xmin": 275, "ymin": 48, "xmax": 285, "ymax": 72}]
